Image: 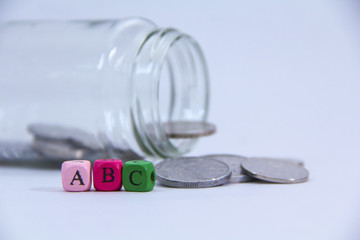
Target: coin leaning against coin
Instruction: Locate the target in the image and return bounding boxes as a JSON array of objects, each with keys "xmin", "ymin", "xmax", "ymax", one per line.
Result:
[
  {"xmin": 241, "ymin": 157, "xmax": 309, "ymax": 184},
  {"xmin": 204, "ymin": 154, "xmax": 253, "ymax": 183},
  {"xmin": 155, "ymin": 156, "xmax": 231, "ymax": 188},
  {"xmin": 249, "ymin": 157, "xmax": 305, "ymax": 167}
]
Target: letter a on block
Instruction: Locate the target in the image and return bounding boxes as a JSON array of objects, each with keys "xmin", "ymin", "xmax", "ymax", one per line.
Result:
[
  {"xmin": 70, "ymin": 170, "xmax": 85, "ymax": 185},
  {"xmin": 61, "ymin": 160, "xmax": 92, "ymax": 192}
]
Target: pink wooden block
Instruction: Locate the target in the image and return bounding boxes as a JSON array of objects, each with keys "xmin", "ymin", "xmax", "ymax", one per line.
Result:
[
  {"xmin": 61, "ymin": 160, "xmax": 92, "ymax": 192},
  {"xmin": 93, "ymin": 159, "xmax": 123, "ymax": 191}
]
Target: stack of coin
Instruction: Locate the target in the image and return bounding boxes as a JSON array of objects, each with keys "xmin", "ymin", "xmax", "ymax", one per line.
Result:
[
  {"xmin": 27, "ymin": 123, "xmax": 143, "ymax": 161},
  {"xmin": 0, "ymin": 123, "xmax": 143, "ymax": 162},
  {"xmin": 0, "ymin": 121, "xmax": 215, "ymax": 162},
  {"xmin": 155, "ymin": 155, "xmax": 309, "ymax": 188},
  {"xmin": 0, "ymin": 141, "xmax": 46, "ymax": 162},
  {"xmin": 155, "ymin": 121, "xmax": 309, "ymax": 188},
  {"xmin": 204, "ymin": 154, "xmax": 252, "ymax": 183}
]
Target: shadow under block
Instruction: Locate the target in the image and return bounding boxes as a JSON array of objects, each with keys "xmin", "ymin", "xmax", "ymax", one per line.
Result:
[
  {"xmin": 61, "ymin": 160, "xmax": 92, "ymax": 192},
  {"xmin": 122, "ymin": 160, "xmax": 156, "ymax": 192},
  {"xmin": 93, "ymin": 159, "xmax": 123, "ymax": 191}
]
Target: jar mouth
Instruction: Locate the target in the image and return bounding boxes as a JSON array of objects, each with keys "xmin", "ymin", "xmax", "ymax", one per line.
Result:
[{"xmin": 131, "ymin": 28, "xmax": 209, "ymax": 158}]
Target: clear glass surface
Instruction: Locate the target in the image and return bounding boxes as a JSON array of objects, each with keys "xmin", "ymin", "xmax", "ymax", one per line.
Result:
[{"xmin": 0, "ymin": 18, "xmax": 209, "ymax": 162}]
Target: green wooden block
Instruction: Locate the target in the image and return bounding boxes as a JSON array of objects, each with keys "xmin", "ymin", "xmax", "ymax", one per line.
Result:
[{"xmin": 122, "ymin": 160, "xmax": 156, "ymax": 192}]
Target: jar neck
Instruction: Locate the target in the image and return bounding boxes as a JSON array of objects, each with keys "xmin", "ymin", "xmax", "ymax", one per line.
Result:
[{"xmin": 130, "ymin": 28, "xmax": 209, "ymax": 158}]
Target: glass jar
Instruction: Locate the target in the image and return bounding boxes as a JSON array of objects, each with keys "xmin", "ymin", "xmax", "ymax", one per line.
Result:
[{"xmin": 0, "ymin": 18, "xmax": 209, "ymax": 163}]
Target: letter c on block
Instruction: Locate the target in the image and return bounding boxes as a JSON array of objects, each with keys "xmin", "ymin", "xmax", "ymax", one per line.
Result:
[{"xmin": 129, "ymin": 170, "xmax": 142, "ymax": 186}]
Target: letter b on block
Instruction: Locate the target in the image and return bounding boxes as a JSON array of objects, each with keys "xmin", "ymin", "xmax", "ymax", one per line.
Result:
[
  {"xmin": 122, "ymin": 160, "xmax": 156, "ymax": 192},
  {"xmin": 93, "ymin": 159, "xmax": 123, "ymax": 191},
  {"xmin": 61, "ymin": 160, "xmax": 92, "ymax": 192}
]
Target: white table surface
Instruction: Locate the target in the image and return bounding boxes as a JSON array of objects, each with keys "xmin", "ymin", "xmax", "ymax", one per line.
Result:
[{"xmin": 1, "ymin": 1, "xmax": 360, "ymax": 239}]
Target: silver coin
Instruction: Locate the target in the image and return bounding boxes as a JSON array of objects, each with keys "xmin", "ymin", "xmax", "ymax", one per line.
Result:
[
  {"xmin": 28, "ymin": 123, "xmax": 101, "ymax": 150},
  {"xmin": 250, "ymin": 157, "xmax": 305, "ymax": 167},
  {"xmin": 155, "ymin": 156, "xmax": 231, "ymax": 188},
  {"xmin": 282, "ymin": 158, "xmax": 304, "ymax": 167},
  {"xmin": 241, "ymin": 157, "xmax": 309, "ymax": 183},
  {"xmin": 204, "ymin": 154, "xmax": 253, "ymax": 183},
  {"xmin": 32, "ymin": 137, "xmax": 92, "ymax": 160},
  {"xmin": 162, "ymin": 121, "xmax": 216, "ymax": 138},
  {"xmin": 0, "ymin": 142, "xmax": 46, "ymax": 161}
]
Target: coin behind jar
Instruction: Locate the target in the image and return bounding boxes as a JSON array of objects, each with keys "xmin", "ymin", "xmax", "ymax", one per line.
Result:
[
  {"xmin": 32, "ymin": 137, "xmax": 92, "ymax": 160},
  {"xmin": 241, "ymin": 158, "xmax": 309, "ymax": 183},
  {"xmin": 28, "ymin": 123, "xmax": 101, "ymax": 150},
  {"xmin": 162, "ymin": 121, "xmax": 216, "ymax": 138},
  {"xmin": 204, "ymin": 154, "xmax": 253, "ymax": 183},
  {"xmin": 0, "ymin": 142, "xmax": 46, "ymax": 162},
  {"xmin": 155, "ymin": 156, "xmax": 231, "ymax": 188}
]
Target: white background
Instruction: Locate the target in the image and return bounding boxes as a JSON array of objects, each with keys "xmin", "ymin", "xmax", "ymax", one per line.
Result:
[{"xmin": 1, "ymin": 1, "xmax": 360, "ymax": 239}]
